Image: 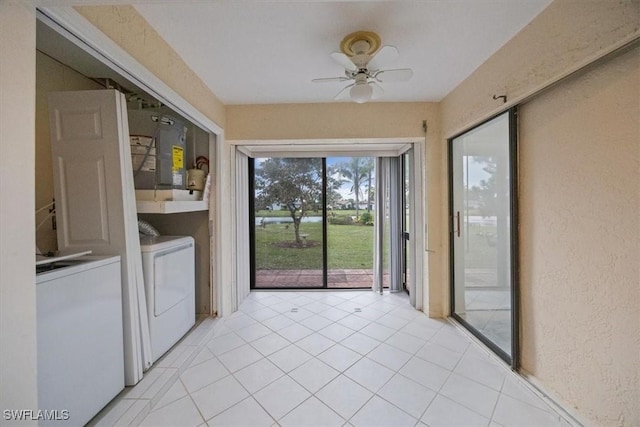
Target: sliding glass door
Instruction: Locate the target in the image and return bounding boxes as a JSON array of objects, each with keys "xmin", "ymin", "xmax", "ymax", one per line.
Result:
[
  {"xmin": 251, "ymin": 156, "xmax": 377, "ymax": 290},
  {"xmin": 251, "ymin": 158, "xmax": 325, "ymax": 288},
  {"xmin": 449, "ymin": 109, "xmax": 519, "ymax": 367}
]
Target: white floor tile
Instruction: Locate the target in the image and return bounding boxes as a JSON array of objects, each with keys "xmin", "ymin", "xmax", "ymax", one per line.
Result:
[
  {"xmin": 318, "ymin": 307, "xmax": 351, "ymax": 322},
  {"xmin": 344, "ymin": 357, "xmax": 395, "ymax": 392},
  {"xmin": 234, "ymin": 358, "xmax": 284, "ymax": 394},
  {"xmin": 180, "ymin": 357, "xmax": 229, "ymax": 393},
  {"xmin": 359, "ymin": 323, "xmax": 397, "ymax": 342},
  {"xmin": 92, "ymin": 399, "xmax": 136, "ymax": 427},
  {"xmin": 317, "ymin": 344, "xmax": 363, "ymax": 372},
  {"xmin": 296, "ymin": 333, "xmax": 337, "ymax": 356},
  {"xmin": 431, "ymin": 328, "xmax": 471, "ymax": 354},
  {"xmin": 277, "ymin": 323, "xmax": 314, "ymax": 342},
  {"xmin": 300, "ymin": 314, "xmax": 334, "ymax": 331},
  {"xmin": 374, "ymin": 313, "xmax": 411, "ymax": 330},
  {"xmin": 279, "ymin": 396, "xmax": 345, "ymax": 427},
  {"xmin": 336, "ymin": 314, "xmax": 372, "ymax": 331},
  {"xmin": 351, "ymin": 395, "xmax": 417, "ymax": 427},
  {"xmin": 340, "ymin": 332, "xmax": 381, "ymax": 355},
  {"xmin": 140, "ymin": 396, "xmax": 203, "ymax": 427},
  {"xmin": 440, "ymin": 373, "xmax": 499, "ymax": 418},
  {"xmin": 319, "ymin": 323, "xmax": 357, "ymax": 342},
  {"xmin": 303, "ymin": 301, "xmax": 333, "ymax": 314},
  {"xmin": 268, "ymin": 344, "xmax": 313, "ymax": 372},
  {"xmin": 400, "ymin": 321, "xmax": 439, "ymax": 341},
  {"xmin": 415, "ymin": 341, "xmax": 464, "ymax": 371},
  {"xmin": 366, "ymin": 343, "xmax": 412, "ymax": 371},
  {"xmin": 235, "ymin": 323, "xmax": 273, "ymax": 342},
  {"xmin": 399, "ymin": 357, "xmax": 450, "ymax": 392},
  {"xmin": 206, "ymin": 332, "xmax": 245, "ymax": 356},
  {"xmin": 289, "ymin": 358, "xmax": 340, "ymax": 393},
  {"xmin": 262, "ymin": 314, "xmax": 296, "ymax": 331},
  {"xmin": 248, "ymin": 307, "xmax": 280, "ymax": 322},
  {"xmin": 224, "ymin": 314, "xmax": 258, "ymax": 331},
  {"xmin": 315, "ymin": 375, "xmax": 373, "ymax": 420},
  {"xmin": 190, "ymin": 375, "xmax": 250, "ymax": 421},
  {"xmin": 153, "ymin": 380, "xmax": 188, "ymax": 411},
  {"xmin": 250, "ymin": 332, "xmax": 291, "ymax": 356},
  {"xmin": 207, "ymin": 397, "xmax": 275, "ymax": 427},
  {"xmin": 384, "ymin": 331, "xmax": 427, "ymax": 354},
  {"xmin": 454, "ymin": 352, "xmax": 507, "ymax": 391},
  {"xmin": 377, "ymin": 374, "xmax": 436, "ymax": 419},
  {"xmin": 99, "ymin": 290, "xmax": 569, "ymax": 427},
  {"xmin": 492, "ymin": 393, "xmax": 562, "ymax": 427},
  {"xmin": 189, "ymin": 347, "xmax": 215, "ymax": 368},
  {"xmin": 500, "ymin": 375, "xmax": 551, "ymax": 412},
  {"xmin": 421, "ymin": 394, "xmax": 490, "ymax": 427},
  {"xmin": 252, "ymin": 375, "xmax": 311, "ymax": 420},
  {"xmin": 217, "ymin": 344, "xmax": 264, "ymax": 373}
]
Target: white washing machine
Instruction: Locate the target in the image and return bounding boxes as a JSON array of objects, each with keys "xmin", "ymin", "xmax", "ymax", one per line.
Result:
[{"xmin": 140, "ymin": 235, "xmax": 195, "ymax": 363}]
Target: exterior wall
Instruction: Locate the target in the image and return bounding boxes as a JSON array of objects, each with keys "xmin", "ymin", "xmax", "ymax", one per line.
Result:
[
  {"xmin": 35, "ymin": 52, "xmax": 103, "ymax": 254},
  {"xmin": 0, "ymin": 1, "xmax": 38, "ymax": 422},
  {"xmin": 519, "ymin": 46, "xmax": 639, "ymax": 426},
  {"xmin": 74, "ymin": 5, "xmax": 225, "ymax": 130},
  {"xmin": 441, "ymin": 1, "xmax": 640, "ymax": 424},
  {"xmin": 226, "ymin": 102, "xmax": 446, "ymax": 316}
]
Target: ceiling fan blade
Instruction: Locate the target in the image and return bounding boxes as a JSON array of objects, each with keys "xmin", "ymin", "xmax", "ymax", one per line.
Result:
[
  {"xmin": 368, "ymin": 45, "xmax": 399, "ymax": 71},
  {"xmin": 312, "ymin": 76, "xmax": 352, "ymax": 83},
  {"xmin": 375, "ymin": 68, "xmax": 413, "ymax": 83},
  {"xmin": 330, "ymin": 52, "xmax": 357, "ymax": 72},
  {"xmin": 370, "ymin": 81, "xmax": 384, "ymax": 100},
  {"xmin": 333, "ymin": 84, "xmax": 354, "ymax": 100}
]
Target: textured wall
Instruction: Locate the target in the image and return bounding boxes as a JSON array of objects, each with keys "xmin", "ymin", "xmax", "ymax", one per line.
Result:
[
  {"xmin": 442, "ymin": 0, "xmax": 640, "ymax": 139},
  {"xmin": 0, "ymin": 1, "xmax": 38, "ymax": 420},
  {"xmin": 440, "ymin": 1, "xmax": 640, "ymax": 424},
  {"xmin": 519, "ymin": 47, "xmax": 639, "ymax": 426},
  {"xmin": 75, "ymin": 5, "xmax": 226, "ymax": 129},
  {"xmin": 35, "ymin": 52, "xmax": 103, "ymax": 254},
  {"xmin": 226, "ymin": 102, "xmax": 433, "ymax": 140}
]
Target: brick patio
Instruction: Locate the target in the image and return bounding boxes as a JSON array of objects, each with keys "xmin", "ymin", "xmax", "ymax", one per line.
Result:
[{"xmin": 255, "ymin": 269, "xmax": 390, "ymax": 289}]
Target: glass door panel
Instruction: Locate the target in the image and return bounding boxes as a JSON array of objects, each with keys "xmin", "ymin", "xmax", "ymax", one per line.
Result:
[
  {"xmin": 326, "ymin": 157, "xmax": 375, "ymax": 289},
  {"xmin": 252, "ymin": 157, "xmax": 324, "ymax": 288},
  {"xmin": 450, "ymin": 109, "xmax": 519, "ymax": 366}
]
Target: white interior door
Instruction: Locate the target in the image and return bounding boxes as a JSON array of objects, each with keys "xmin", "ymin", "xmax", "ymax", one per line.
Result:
[{"xmin": 49, "ymin": 89, "xmax": 151, "ymax": 385}]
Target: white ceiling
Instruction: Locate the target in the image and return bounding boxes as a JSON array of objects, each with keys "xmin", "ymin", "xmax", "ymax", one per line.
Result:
[{"xmin": 132, "ymin": 0, "xmax": 552, "ymax": 105}]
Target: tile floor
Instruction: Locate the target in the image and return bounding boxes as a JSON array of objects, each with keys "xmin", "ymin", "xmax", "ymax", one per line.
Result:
[{"xmin": 93, "ymin": 290, "xmax": 576, "ymax": 427}]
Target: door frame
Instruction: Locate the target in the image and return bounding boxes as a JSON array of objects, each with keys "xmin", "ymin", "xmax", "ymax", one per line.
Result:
[{"xmin": 448, "ymin": 107, "xmax": 520, "ymax": 369}]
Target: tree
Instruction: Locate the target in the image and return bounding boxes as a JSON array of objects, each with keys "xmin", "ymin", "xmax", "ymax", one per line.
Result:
[
  {"xmin": 335, "ymin": 157, "xmax": 374, "ymax": 218},
  {"xmin": 255, "ymin": 158, "xmax": 322, "ymax": 245}
]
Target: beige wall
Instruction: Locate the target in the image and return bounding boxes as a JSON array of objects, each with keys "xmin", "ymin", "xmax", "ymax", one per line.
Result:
[
  {"xmin": 226, "ymin": 102, "xmax": 432, "ymax": 140},
  {"xmin": 75, "ymin": 5, "xmax": 225, "ymax": 130},
  {"xmin": 0, "ymin": 1, "xmax": 38, "ymax": 420},
  {"xmin": 35, "ymin": 52, "xmax": 103, "ymax": 254},
  {"xmin": 519, "ymin": 46, "xmax": 639, "ymax": 426},
  {"xmin": 441, "ymin": 1, "xmax": 640, "ymax": 425},
  {"xmin": 226, "ymin": 102, "xmax": 446, "ymax": 316},
  {"xmin": 441, "ymin": 0, "xmax": 640, "ymax": 139}
]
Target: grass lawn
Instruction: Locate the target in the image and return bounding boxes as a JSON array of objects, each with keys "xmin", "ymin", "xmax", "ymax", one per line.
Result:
[
  {"xmin": 254, "ymin": 222, "xmax": 374, "ymax": 270},
  {"xmin": 255, "ymin": 209, "xmax": 364, "ymax": 219}
]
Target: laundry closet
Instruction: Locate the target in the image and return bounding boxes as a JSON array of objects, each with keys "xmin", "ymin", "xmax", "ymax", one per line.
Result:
[{"xmin": 34, "ymin": 17, "xmax": 217, "ymax": 424}]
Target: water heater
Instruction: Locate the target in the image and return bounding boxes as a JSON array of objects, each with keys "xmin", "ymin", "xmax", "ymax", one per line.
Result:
[{"xmin": 128, "ymin": 109, "xmax": 187, "ymax": 190}]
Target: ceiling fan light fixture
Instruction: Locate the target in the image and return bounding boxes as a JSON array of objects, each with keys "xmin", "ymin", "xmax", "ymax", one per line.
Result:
[{"xmin": 350, "ymin": 82, "xmax": 373, "ymax": 103}]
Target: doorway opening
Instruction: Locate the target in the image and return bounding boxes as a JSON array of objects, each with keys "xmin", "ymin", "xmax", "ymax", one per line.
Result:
[{"xmin": 250, "ymin": 156, "xmax": 378, "ymax": 289}]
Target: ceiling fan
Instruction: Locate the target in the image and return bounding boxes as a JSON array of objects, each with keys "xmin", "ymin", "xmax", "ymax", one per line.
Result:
[{"xmin": 313, "ymin": 31, "xmax": 413, "ymax": 103}]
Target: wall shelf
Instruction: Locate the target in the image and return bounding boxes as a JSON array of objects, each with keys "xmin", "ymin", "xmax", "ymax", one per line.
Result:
[{"xmin": 136, "ymin": 200, "xmax": 208, "ymax": 214}]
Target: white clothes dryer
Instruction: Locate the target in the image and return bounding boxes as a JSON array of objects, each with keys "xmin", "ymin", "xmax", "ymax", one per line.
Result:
[{"xmin": 140, "ymin": 235, "xmax": 195, "ymax": 363}]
